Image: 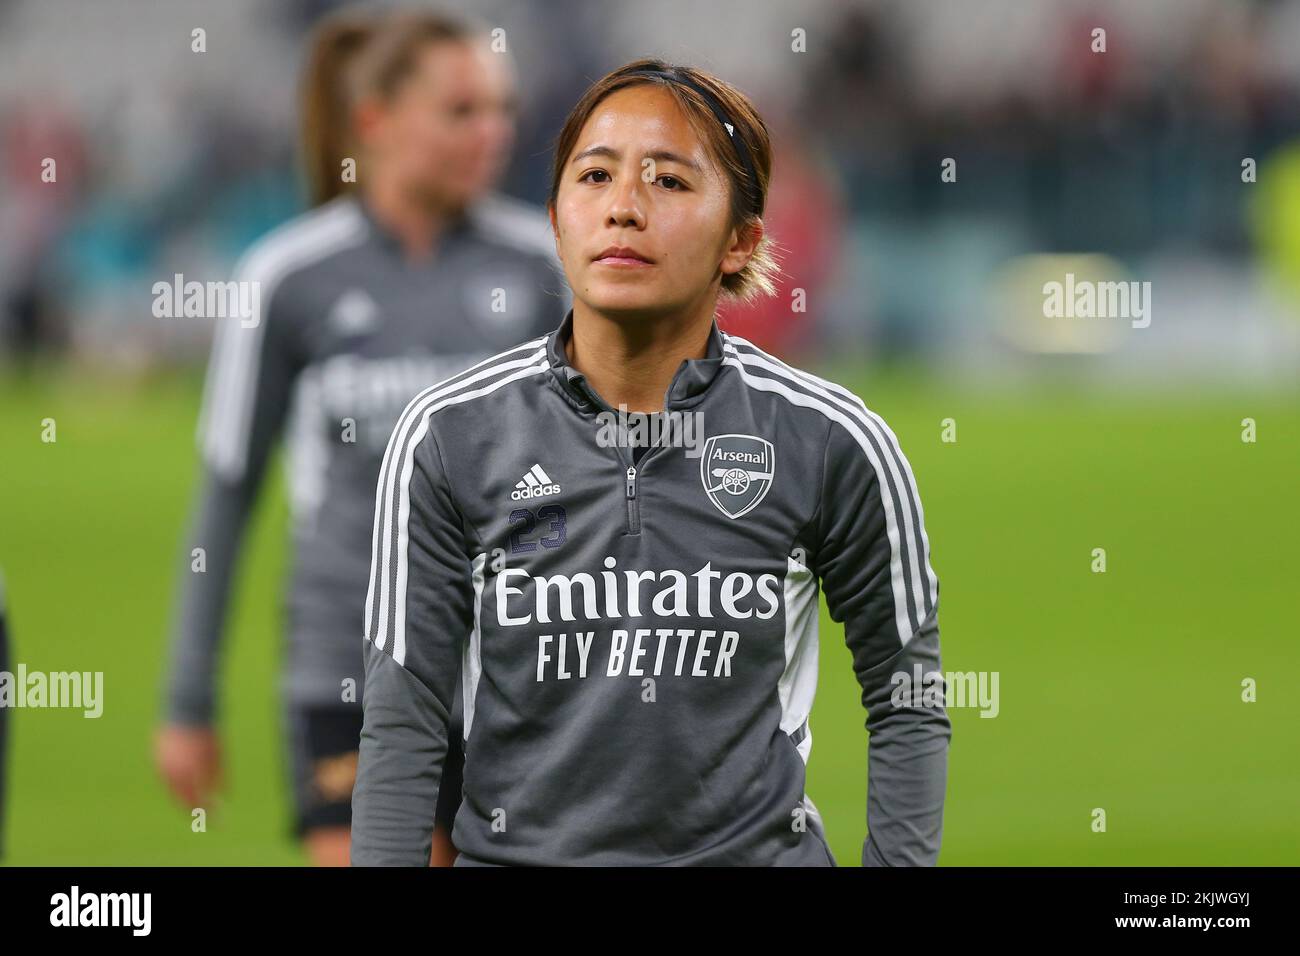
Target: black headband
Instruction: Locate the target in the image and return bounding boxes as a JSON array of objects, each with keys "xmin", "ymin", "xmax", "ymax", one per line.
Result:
[{"xmin": 622, "ymin": 67, "xmax": 761, "ymax": 217}]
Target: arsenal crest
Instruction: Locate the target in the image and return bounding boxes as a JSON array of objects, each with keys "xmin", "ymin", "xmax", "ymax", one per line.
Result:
[{"xmin": 700, "ymin": 434, "xmax": 774, "ymax": 519}]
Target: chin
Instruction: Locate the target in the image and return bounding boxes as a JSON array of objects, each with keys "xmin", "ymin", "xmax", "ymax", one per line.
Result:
[{"xmin": 583, "ymin": 284, "xmax": 668, "ymax": 319}]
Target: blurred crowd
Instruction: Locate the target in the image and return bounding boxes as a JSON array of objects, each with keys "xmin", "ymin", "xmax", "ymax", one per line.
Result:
[{"xmin": 1, "ymin": 0, "xmax": 1298, "ymax": 379}]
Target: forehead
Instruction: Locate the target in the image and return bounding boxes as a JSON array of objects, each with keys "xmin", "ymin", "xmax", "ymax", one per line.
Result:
[
  {"xmin": 411, "ymin": 41, "xmax": 514, "ymax": 97},
  {"xmin": 576, "ymin": 84, "xmax": 714, "ymax": 160}
]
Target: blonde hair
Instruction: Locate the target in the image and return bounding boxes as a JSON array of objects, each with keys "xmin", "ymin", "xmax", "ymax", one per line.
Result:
[{"xmin": 298, "ymin": 10, "xmax": 374, "ymax": 207}]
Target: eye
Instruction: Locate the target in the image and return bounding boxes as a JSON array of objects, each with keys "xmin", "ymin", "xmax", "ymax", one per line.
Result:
[
  {"xmin": 656, "ymin": 174, "xmax": 685, "ymax": 190},
  {"xmin": 579, "ymin": 169, "xmax": 610, "ymax": 184}
]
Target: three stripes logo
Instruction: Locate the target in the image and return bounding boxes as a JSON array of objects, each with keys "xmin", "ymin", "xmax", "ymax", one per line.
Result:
[{"xmin": 511, "ymin": 463, "xmax": 562, "ymax": 500}]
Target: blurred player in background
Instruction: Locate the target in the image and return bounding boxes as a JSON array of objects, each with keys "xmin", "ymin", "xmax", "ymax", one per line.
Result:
[{"xmin": 154, "ymin": 7, "xmax": 567, "ymax": 866}]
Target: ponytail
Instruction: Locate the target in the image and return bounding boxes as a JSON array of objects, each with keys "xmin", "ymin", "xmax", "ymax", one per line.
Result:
[{"xmin": 299, "ymin": 12, "xmax": 374, "ymax": 208}]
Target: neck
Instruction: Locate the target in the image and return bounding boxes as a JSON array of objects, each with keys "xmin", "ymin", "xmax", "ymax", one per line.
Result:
[
  {"xmin": 362, "ymin": 176, "xmax": 455, "ymax": 260},
  {"xmin": 566, "ymin": 299, "xmax": 717, "ymax": 413}
]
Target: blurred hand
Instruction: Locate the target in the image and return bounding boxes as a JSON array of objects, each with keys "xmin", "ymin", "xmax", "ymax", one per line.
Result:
[{"xmin": 154, "ymin": 723, "xmax": 223, "ymax": 811}]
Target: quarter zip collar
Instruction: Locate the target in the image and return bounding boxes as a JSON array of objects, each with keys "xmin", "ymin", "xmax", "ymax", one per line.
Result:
[
  {"xmin": 546, "ymin": 308, "xmax": 727, "ymax": 414},
  {"xmin": 352, "ymin": 191, "xmax": 472, "ymax": 261}
]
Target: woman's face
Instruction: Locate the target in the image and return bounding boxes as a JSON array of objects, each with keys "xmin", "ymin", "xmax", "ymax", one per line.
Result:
[
  {"xmin": 362, "ymin": 41, "xmax": 517, "ymax": 208},
  {"xmin": 551, "ymin": 84, "xmax": 756, "ymax": 320}
]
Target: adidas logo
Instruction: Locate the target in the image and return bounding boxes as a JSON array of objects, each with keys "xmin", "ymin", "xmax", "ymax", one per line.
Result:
[{"xmin": 511, "ymin": 463, "xmax": 561, "ymax": 500}]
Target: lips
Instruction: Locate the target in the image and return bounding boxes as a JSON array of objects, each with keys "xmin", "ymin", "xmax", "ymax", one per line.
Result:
[{"xmin": 593, "ymin": 245, "xmax": 654, "ymax": 265}]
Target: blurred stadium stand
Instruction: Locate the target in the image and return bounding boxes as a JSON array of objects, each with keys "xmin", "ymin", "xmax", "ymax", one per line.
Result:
[{"xmin": 0, "ymin": 0, "xmax": 1297, "ymax": 384}]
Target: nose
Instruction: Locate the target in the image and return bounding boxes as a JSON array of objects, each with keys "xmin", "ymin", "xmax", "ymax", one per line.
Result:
[{"xmin": 605, "ymin": 172, "xmax": 646, "ymax": 230}]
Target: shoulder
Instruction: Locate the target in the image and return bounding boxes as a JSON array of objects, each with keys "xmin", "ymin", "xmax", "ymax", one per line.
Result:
[
  {"xmin": 464, "ymin": 191, "xmax": 558, "ymax": 262},
  {"xmin": 384, "ymin": 334, "xmax": 552, "ymax": 460},
  {"xmin": 719, "ymin": 331, "xmax": 924, "ymax": 490},
  {"xmin": 232, "ymin": 197, "xmax": 369, "ymax": 289},
  {"xmin": 720, "ymin": 331, "xmax": 890, "ymax": 449}
]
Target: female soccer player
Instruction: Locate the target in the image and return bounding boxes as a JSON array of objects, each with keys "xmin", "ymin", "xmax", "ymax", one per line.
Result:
[
  {"xmin": 154, "ymin": 9, "xmax": 567, "ymax": 866},
  {"xmin": 352, "ymin": 59, "xmax": 950, "ymax": 866}
]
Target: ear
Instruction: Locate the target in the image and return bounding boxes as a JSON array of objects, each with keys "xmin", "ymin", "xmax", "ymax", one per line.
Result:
[
  {"xmin": 547, "ymin": 202, "xmax": 563, "ymax": 263},
  {"xmin": 351, "ymin": 96, "xmax": 384, "ymax": 146},
  {"xmin": 719, "ymin": 218, "xmax": 763, "ymax": 279}
]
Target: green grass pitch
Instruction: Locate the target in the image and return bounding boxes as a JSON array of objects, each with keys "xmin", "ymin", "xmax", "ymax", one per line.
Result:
[{"xmin": 1, "ymin": 366, "xmax": 1295, "ymax": 865}]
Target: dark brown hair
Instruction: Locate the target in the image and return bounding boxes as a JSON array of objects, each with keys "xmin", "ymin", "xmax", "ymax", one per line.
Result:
[
  {"xmin": 298, "ymin": 9, "xmax": 475, "ymax": 207},
  {"xmin": 547, "ymin": 58, "xmax": 779, "ymax": 302}
]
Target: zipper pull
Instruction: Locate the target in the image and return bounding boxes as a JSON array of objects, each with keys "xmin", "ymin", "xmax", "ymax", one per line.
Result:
[{"xmin": 626, "ymin": 466, "xmax": 637, "ymax": 499}]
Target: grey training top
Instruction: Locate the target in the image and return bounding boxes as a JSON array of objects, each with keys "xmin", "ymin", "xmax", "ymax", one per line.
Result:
[
  {"xmin": 163, "ymin": 192, "xmax": 570, "ymax": 725},
  {"xmin": 353, "ymin": 309, "xmax": 951, "ymax": 866}
]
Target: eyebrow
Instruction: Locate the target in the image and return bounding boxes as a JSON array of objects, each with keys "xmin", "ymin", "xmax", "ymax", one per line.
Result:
[{"xmin": 569, "ymin": 145, "xmax": 702, "ymax": 173}]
